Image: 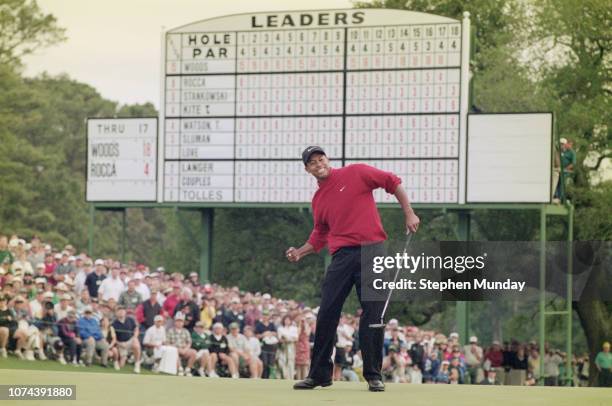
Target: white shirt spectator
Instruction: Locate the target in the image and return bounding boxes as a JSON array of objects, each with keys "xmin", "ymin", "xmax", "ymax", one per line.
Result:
[
  {"xmin": 246, "ymin": 336, "xmax": 261, "ymax": 358},
  {"xmin": 74, "ymin": 269, "xmax": 88, "ymax": 295},
  {"xmin": 336, "ymin": 323, "xmax": 354, "ymax": 348},
  {"xmin": 422, "ymin": 337, "xmax": 436, "ymax": 356},
  {"xmin": 464, "ymin": 344, "xmax": 483, "ymax": 367},
  {"xmin": 144, "ymin": 324, "xmax": 178, "ymax": 375},
  {"xmin": 278, "ymin": 325, "xmax": 298, "ymax": 343},
  {"xmin": 12, "ymin": 260, "xmax": 33, "ymax": 276},
  {"xmin": 144, "ymin": 324, "xmax": 166, "ymax": 348},
  {"xmin": 29, "ymin": 299, "xmax": 44, "ymax": 319},
  {"xmin": 135, "ymin": 282, "xmax": 150, "ymax": 301},
  {"xmin": 543, "ymin": 353, "xmax": 563, "ymax": 377},
  {"xmin": 98, "ymin": 276, "xmax": 125, "ymax": 301}
]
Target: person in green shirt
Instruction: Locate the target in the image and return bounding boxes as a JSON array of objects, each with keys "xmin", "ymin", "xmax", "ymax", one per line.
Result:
[
  {"xmin": 560, "ymin": 138, "xmax": 577, "ymax": 176},
  {"xmin": 191, "ymin": 321, "xmax": 211, "ymax": 377},
  {"xmin": 555, "ymin": 138, "xmax": 577, "ymax": 200},
  {"xmin": 0, "ymin": 236, "xmax": 14, "ymax": 269},
  {"xmin": 595, "ymin": 341, "xmax": 612, "ymax": 387}
]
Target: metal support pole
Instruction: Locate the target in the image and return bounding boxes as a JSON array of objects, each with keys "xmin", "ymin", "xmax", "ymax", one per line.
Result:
[
  {"xmin": 88, "ymin": 205, "xmax": 95, "ymax": 257},
  {"xmin": 538, "ymin": 206, "xmax": 547, "ymax": 385},
  {"xmin": 565, "ymin": 204, "xmax": 574, "ymax": 386},
  {"xmin": 468, "ymin": 25, "xmax": 476, "ymax": 111},
  {"xmin": 456, "ymin": 211, "xmax": 471, "ymax": 345},
  {"xmin": 121, "ymin": 209, "xmax": 127, "ymax": 264},
  {"xmin": 200, "ymin": 208, "xmax": 214, "ymax": 283}
]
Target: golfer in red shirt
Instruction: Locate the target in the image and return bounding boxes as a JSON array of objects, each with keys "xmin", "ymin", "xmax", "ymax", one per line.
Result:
[{"xmin": 288, "ymin": 146, "xmax": 420, "ymax": 391}]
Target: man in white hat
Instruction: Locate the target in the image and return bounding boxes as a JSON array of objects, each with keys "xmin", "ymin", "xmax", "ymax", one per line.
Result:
[
  {"xmin": 188, "ymin": 272, "xmax": 200, "ymax": 288},
  {"xmin": 208, "ymin": 322, "xmax": 238, "ymax": 378},
  {"xmin": 29, "ymin": 289, "xmax": 47, "ymax": 320},
  {"xmin": 144, "ymin": 315, "xmax": 179, "ymax": 375},
  {"xmin": 464, "ymin": 335, "xmax": 483, "ymax": 384},
  {"xmin": 54, "ymin": 282, "xmax": 68, "ymax": 296},
  {"xmin": 11, "ymin": 262, "xmax": 24, "ymax": 278},
  {"xmin": 132, "ymin": 272, "xmax": 151, "ymax": 301},
  {"xmin": 26, "ymin": 238, "xmax": 45, "ymax": 269},
  {"xmin": 34, "ymin": 263, "xmax": 46, "ymax": 277}
]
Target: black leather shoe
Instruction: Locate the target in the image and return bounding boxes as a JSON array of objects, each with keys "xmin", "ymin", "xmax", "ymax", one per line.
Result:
[
  {"xmin": 367, "ymin": 380, "xmax": 385, "ymax": 392},
  {"xmin": 293, "ymin": 378, "xmax": 332, "ymax": 390}
]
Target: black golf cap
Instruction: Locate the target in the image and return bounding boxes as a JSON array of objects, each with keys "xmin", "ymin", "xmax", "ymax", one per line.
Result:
[{"xmin": 302, "ymin": 146, "xmax": 326, "ymax": 165}]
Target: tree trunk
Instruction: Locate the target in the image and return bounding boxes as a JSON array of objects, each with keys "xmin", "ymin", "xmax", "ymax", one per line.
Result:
[
  {"xmin": 573, "ymin": 246, "xmax": 612, "ymax": 387},
  {"xmin": 574, "ymin": 300, "xmax": 611, "ymax": 386}
]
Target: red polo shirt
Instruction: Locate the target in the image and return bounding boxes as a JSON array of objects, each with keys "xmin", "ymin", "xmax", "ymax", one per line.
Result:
[{"xmin": 307, "ymin": 164, "xmax": 401, "ymax": 254}]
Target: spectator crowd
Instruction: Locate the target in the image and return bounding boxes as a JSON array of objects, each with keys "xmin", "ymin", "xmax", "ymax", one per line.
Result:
[{"xmin": 0, "ymin": 234, "xmax": 609, "ymax": 386}]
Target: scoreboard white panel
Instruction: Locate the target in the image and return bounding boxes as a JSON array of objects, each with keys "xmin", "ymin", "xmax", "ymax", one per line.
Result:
[
  {"xmin": 466, "ymin": 113, "xmax": 552, "ymax": 203},
  {"xmin": 87, "ymin": 118, "xmax": 157, "ymax": 202},
  {"xmin": 160, "ymin": 9, "xmax": 470, "ymax": 204}
]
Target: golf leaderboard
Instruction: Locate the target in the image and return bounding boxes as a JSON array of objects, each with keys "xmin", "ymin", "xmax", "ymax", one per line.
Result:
[
  {"xmin": 86, "ymin": 9, "xmax": 553, "ymax": 205},
  {"xmin": 160, "ymin": 8, "xmax": 469, "ymax": 204}
]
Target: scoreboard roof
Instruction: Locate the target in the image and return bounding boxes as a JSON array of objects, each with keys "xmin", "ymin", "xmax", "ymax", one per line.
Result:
[{"xmin": 168, "ymin": 9, "xmax": 459, "ymax": 33}]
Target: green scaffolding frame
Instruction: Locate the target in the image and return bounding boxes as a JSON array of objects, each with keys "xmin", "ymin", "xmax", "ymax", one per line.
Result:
[{"xmin": 88, "ymin": 201, "xmax": 574, "ymax": 385}]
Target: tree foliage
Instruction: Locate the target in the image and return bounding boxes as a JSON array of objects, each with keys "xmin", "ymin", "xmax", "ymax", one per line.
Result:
[
  {"xmin": 0, "ymin": 0, "xmax": 65, "ymax": 66},
  {"xmin": 531, "ymin": 0, "xmax": 611, "ymax": 187}
]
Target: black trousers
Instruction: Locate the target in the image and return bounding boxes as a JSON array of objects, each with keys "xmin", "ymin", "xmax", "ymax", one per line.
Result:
[
  {"xmin": 61, "ymin": 337, "xmax": 82, "ymax": 362},
  {"xmin": 260, "ymin": 346, "xmax": 277, "ymax": 379},
  {"xmin": 308, "ymin": 243, "xmax": 385, "ymax": 382},
  {"xmin": 599, "ymin": 368, "xmax": 612, "ymax": 387}
]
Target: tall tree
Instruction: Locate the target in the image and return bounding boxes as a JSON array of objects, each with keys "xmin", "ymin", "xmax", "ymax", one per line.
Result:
[
  {"xmin": 0, "ymin": 0, "xmax": 65, "ymax": 66},
  {"xmin": 531, "ymin": 0, "xmax": 611, "ymax": 187},
  {"xmin": 530, "ymin": 0, "xmax": 611, "ymax": 385}
]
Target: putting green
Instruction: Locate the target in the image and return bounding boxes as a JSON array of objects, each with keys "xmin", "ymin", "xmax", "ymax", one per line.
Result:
[{"xmin": 0, "ymin": 368, "xmax": 610, "ymax": 406}]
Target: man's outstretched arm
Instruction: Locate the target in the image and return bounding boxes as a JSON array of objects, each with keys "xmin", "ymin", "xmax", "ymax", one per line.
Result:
[
  {"xmin": 286, "ymin": 216, "xmax": 329, "ymax": 262},
  {"xmin": 394, "ymin": 184, "xmax": 420, "ymax": 233}
]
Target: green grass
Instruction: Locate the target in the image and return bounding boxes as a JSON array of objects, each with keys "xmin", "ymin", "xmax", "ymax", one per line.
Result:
[
  {"xmin": 0, "ymin": 362, "xmax": 610, "ymax": 406},
  {"xmin": 0, "ymin": 356, "xmax": 152, "ymax": 375}
]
